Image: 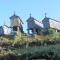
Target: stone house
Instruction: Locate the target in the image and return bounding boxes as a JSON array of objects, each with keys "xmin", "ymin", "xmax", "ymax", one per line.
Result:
[
  {"xmin": 10, "ymin": 13, "xmax": 23, "ymax": 33},
  {"xmin": 27, "ymin": 15, "xmax": 60, "ymax": 35},
  {"xmin": 27, "ymin": 15, "xmax": 43, "ymax": 35},
  {"xmin": 0, "ymin": 25, "xmax": 9, "ymax": 35},
  {"xmin": 42, "ymin": 16, "xmax": 60, "ymax": 32}
]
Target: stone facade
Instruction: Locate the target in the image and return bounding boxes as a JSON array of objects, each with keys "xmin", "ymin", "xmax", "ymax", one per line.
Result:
[
  {"xmin": 42, "ymin": 17, "xmax": 60, "ymax": 31},
  {"xmin": 0, "ymin": 13, "xmax": 60, "ymax": 35},
  {"xmin": 0, "ymin": 25, "xmax": 9, "ymax": 35},
  {"xmin": 27, "ymin": 16, "xmax": 43, "ymax": 34},
  {"xmin": 10, "ymin": 13, "xmax": 23, "ymax": 33},
  {"xmin": 27, "ymin": 16, "xmax": 60, "ymax": 35}
]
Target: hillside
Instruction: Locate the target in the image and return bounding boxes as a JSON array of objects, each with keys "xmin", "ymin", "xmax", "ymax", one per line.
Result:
[{"xmin": 0, "ymin": 29, "xmax": 60, "ymax": 60}]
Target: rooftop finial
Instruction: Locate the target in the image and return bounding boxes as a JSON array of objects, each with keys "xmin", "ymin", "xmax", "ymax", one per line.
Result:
[
  {"xmin": 4, "ymin": 21, "xmax": 6, "ymax": 26},
  {"xmin": 14, "ymin": 11, "xmax": 15, "ymax": 16},
  {"xmin": 30, "ymin": 13, "xmax": 31, "ymax": 18},
  {"xmin": 45, "ymin": 13, "xmax": 47, "ymax": 18}
]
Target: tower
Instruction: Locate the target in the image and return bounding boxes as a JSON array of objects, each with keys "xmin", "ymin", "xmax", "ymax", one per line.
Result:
[{"xmin": 10, "ymin": 13, "xmax": 23, "ymax": 33}]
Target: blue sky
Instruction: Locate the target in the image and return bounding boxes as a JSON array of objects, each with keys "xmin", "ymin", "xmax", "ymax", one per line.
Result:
[{"xmin": 0, "ymin": 0, "xmax": 60, "ymax": 32}]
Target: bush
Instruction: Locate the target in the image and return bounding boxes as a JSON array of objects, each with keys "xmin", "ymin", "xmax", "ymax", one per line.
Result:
[
  {"xmin": 0, "ymin": 37, "xmax": 12, "ymax": 47},
  {"xmin": 0, "ymin": 50, "xmax": 17, "ymax": 60}
]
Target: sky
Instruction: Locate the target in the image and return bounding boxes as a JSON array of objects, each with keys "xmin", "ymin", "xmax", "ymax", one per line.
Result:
[{"xmin": 0, "ymin": 0, "xmax": 60, "ymax": 32}]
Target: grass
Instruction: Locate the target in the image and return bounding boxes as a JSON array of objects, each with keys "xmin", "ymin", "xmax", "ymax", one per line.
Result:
[
  {"xmin": 0, "ymin": 31, "xmax": 60, "ymax": 59},
  {"xmin": 9, "ymin": 44, "xmax": 60, "ymax": 60},
  {"xmin": 12, "ymin": 43, "xmax": 60, "ymax": 56}
]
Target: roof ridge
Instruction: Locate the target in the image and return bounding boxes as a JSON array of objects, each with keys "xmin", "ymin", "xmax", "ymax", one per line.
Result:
[
  {"xmin": 49, "ymin": 18, "xmax": 60, "ymax": 22},
  {"xmin": 34, "ymin": 19, "xmax": 42, "ymax": 24}
]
